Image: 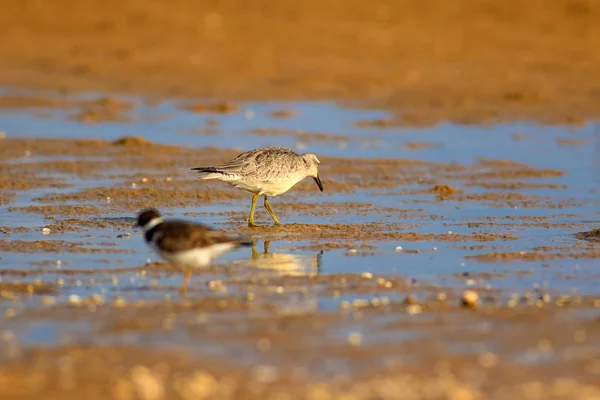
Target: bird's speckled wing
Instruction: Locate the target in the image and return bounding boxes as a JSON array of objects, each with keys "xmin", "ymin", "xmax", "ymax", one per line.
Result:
[{"xmin": 243, "ymin": 147, "xmax": 305, "ymax": 180}]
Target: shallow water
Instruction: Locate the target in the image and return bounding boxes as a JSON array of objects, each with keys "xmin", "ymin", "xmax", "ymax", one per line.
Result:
[{"xmin": 0, "ymin": 93, "xmax": 599, "ymax": 353}]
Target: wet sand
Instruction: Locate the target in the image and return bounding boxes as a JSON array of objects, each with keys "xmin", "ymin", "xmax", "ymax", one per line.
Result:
[
  {"xmin": 1, "ymin": 0, "xmax": 599, "ymax": 125},
  {"xmin": 1, "ymin": 125, "xmax": 599, "ymax": 399}
]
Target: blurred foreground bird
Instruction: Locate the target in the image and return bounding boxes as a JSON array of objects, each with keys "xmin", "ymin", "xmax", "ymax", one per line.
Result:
[{"xmin": 136, "ymin": 208, "xmax": 250, "ymax": 295}]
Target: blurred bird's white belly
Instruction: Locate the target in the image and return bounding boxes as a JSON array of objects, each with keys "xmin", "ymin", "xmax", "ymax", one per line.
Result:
[{"xmin": 151, "ymin": 243, "xmax": 236, "ymax": 269}]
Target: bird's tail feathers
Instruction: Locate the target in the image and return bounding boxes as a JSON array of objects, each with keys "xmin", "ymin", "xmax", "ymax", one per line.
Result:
[{"xmin": 191, "ymin": 166, "xmax": 237, "ymax": 180}]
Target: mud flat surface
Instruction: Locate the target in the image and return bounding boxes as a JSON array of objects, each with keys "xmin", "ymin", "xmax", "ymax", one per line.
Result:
[
  {"xmin": 1, "ymin": 0, "xmax": 600, "ymax": 125},
  {"xmin": 0, "ymin": 93, "xmax": 599, "ymax": 399}
]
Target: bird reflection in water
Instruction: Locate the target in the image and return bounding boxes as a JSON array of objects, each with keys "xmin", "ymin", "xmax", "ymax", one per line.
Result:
[
  {"xmin": 248, "ymin": 240, "xmax": 322, "ymax": 314},
  {"xmin": 249, "ymin": 240, "xmax": 322, "ymax": 278}
]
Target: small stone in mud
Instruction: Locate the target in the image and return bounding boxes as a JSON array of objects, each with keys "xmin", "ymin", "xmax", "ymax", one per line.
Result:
[
  {"xmin": 347, "ymin": 332, "xmax": 362, "ymax": 346},
  {"xmin": 112, "ymin": 136, "xmax": 153, "ymax": 146},
  {"xmin": 113, "ymin": 297, "xmax": 126, "ymax": 307},
  {"xmin": 41, "ymin": 296, "xmax": 57, "ymax": 306},
  {"xmin": 354, "ymin": 118, "xmax": 392, "ymax": 128},
  {"xmin": 460, "ymin": 289, "xmax": 479, "ymax": 308},
  {"xmin": 406, "ymin": 304, "xmax": 423, "ymax": 315},
  {"xmin": 395, "ymin": 246, "xmax": 403, "ymax": 252},
  {"xmin": 42, "ymin": 227, "xmax": 51, "ymax": 235},
  {"xmin": 575, "ymin": 228, "xmax": 600, "ymax": 242},
  {"xmin": 431, "ymin": 185, "xmax": 460, "ymax": 197},
  {"xmin": 361, "ymin": 272, "xmax": 373, "ymax": 279},
  {"xmin": 189, "ymin": 101, "xmax": 238, "ymax": 114},
  {"xmin": 540, "ymin": 293, "xmax": 551, "ymax": 304},
  {"xmin": 404, "ymin": 295, "xmax": 418, "ymax": 305},
  {"xmin": 68, "ymin": 294, "xmax": 82, "ymax": 305},
  {"xmin": 269, "ymin": 109, "xmax": 297, "ymax": 119}
]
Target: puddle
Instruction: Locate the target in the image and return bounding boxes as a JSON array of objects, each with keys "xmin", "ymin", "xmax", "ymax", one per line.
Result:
[{"xmin": 0, "ymin": 91, "xmax": 599, "ymax": 376}]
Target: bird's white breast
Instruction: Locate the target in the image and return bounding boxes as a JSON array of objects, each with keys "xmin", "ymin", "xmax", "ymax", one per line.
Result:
[{"xmin": 150, "ymin": 241, "xmax": 237, "ymax": 270}]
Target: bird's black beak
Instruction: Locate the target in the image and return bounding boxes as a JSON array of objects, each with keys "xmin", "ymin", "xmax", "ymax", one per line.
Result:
[{"xmin": 313, "ymin": 175, "xmax": 323, "ymax": 191}]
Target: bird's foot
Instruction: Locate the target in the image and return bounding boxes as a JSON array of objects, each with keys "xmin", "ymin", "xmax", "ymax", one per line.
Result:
[
  {"xmin": 179, "ymin": 285, "xmax": 188, "ymax": 298},
  {"xmin": 248, "ymin": 221, "xmax": 261, "ymax": 228}
]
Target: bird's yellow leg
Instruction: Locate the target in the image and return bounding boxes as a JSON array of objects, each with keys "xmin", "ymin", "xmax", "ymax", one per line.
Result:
[
  {"xmin": 179, "ymin": 267, "xmax": 193, "ymax": 297},
  {"xmin": 251, "ymin": 240, "xmax": 259, "ymax": 259},
  {"xmin": 264, "ymin": 240, "xmax": 271, "ymax": 253},
  {"xmin": 263, "ymin": 196, "xmax": 281, "ymax": 226},
  {"xmin": 248, "ymin": 193, "xmax": 261, "ymax": 227}
]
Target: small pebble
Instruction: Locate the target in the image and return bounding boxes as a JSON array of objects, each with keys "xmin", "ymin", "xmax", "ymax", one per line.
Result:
[
  {"xmin": 41, "ymin": 296, "xmax": 57, "ymax": 306},
  {"xmin": 406, "ymin": 304, "xmax": 423, "ymax": 315},
  {"xmin": 208, "ymin": 280, "xmax": 223, "ymax": 289},
  {"xmin": 131, "ymin": 183, "xmax": 136, "ymax": 188},
  {"xmin": 68, "ymin": 295, "xmax": 82, "ymax": 305},
  {"xmin": 347, "ymin": 332, "xmax": 362, "ymax": 346},
  {"xmin": 141, "ymin": 177, "xmax": 148, "ymax": 183},
  {"xmin": 113, "ymin": 297, "xmax": 126, "ymax": 307},
  {"xmin": 540, "ymin": 293, "xmax": 551, "ymax": 304},
  {"xmin": 436, "ymin": 292, "xmax": 447, "ymax": 302},
  {"xmin": 461, "ymin": 289, "xmax": 479, "ymax": 308},
  {"xmin": 352, "ymin": 299, "xmax": 369, "ymax": 309},
  {"xmin": 90, "ymin": 294, "xmax": 105, "ymax": 304},
  {"xmin": 395, "ymin": 246, "xmax": 403, "ymax": 252},
  {"xmin": 361, "ymin": 272, "xmax": 373, "ymax": 279},
  {"xmin": 42, "ymin": 227, "xmax": 51, "ymax": 235}
]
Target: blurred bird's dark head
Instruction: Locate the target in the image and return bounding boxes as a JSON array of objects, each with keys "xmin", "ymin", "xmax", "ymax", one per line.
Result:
[{"xmin": 136, "ymin": 208, "xmax": 162, "ymax": 228}]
